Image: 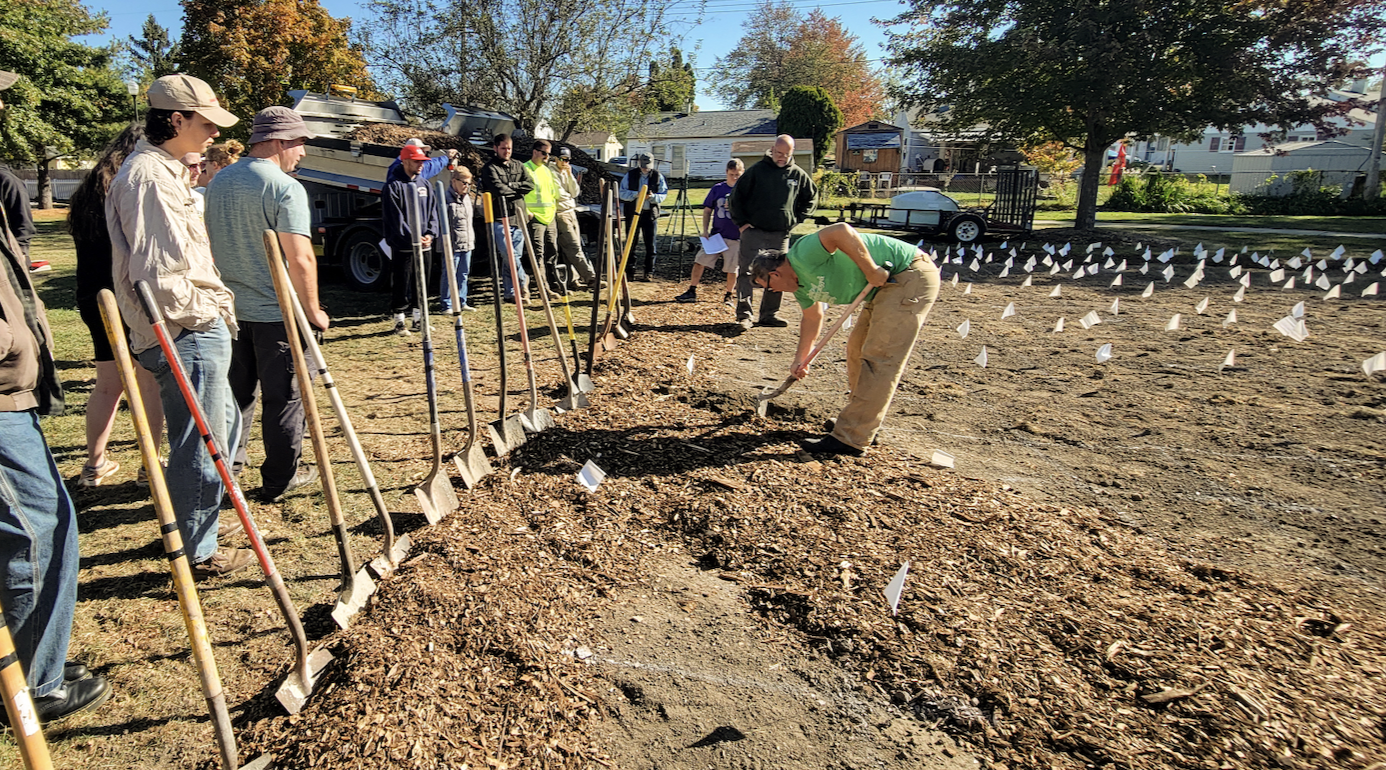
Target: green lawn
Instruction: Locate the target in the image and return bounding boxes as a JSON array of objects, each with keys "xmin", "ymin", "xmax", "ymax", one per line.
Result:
[{"xmin": 1090, "ymin": 212, "xmax": 1386, "ymax": 235}]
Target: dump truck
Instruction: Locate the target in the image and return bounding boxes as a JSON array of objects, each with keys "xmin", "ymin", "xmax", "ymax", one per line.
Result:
[{"xmin": 289, "ymin": 88, "xmax": 521, "ymax": 292}]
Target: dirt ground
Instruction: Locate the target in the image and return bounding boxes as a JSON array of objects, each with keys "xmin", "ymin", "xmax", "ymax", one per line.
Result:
[
  {"xmin": 10, "ymin": 217, "xmax": 1386, "ymax": 769},
  {"xmin": 711, "ymin": 230, "xmax": 1386, "ymax": 610}
]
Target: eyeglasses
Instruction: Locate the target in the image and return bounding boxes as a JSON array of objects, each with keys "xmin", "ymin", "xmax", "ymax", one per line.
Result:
[{"xmin": 534, "ymin": 149, "xmax": 550, "ymax": 157}]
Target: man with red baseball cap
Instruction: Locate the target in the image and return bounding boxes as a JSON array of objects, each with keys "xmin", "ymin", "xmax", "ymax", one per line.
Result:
[
  {"xmin": 381, "ymin": 142, "xmax": 440, "ymax": 335},
  {"xmin": 108, "ymin": 74, "xmax": 252, "ymax": 579}
]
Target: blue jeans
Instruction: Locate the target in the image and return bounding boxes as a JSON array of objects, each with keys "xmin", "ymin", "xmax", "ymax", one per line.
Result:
[
  {"xmin": 137, "ymin": 320, "xmax": 239, "ymax": 563},
  {"xmin": 439, "ymin": 249, "xmax": 472, "ymax": 311},
  {"xmin": 0, "ymin": 411, "xmax": 78, "ymax": 697},
  {"xmin": 491, "ymin": 222, "xmax": 527, "ymax": 297}
]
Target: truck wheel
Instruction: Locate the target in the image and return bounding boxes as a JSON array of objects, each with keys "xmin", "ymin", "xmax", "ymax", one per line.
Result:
[
  {"xmin": 948, "ymin": 214, "xmax": 986, "ymax": 244},
  {"xmin": 342, "ymin": 230, "xmax": 388, "ymax": 292}
]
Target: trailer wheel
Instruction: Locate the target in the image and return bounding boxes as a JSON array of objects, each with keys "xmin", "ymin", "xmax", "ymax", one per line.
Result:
[
  {"xmin": 948, "ymin": 214, "xmax": 986, "ymax": 244},
  {"xmin": 342, "ymin": 230, "xmax": 389, "ymax": 292}
]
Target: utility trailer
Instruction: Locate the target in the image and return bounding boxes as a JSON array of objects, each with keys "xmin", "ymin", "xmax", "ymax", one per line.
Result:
[{"xmin": 848, "ymin": 165, "xmax": 1040, "ymax": 243}]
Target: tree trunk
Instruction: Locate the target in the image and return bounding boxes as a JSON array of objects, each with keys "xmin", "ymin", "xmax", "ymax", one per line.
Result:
[
  {"xmin": 1075, "ymin": 138, "xmax": 1107, "ymax": 230},
  {"xmin": 37, "ymin": 160, "xmax": 53, "ymax": 211}
]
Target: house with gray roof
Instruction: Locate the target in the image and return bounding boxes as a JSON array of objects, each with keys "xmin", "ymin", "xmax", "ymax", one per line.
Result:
[{"xmin": 624, "ymin": 110, "xmax": 814, "ymax": 179}]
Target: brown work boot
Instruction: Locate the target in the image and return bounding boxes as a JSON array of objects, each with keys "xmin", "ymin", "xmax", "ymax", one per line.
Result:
[{"xmin": 193, "ymin": 549, "xmax": 254, "ymax": 580}]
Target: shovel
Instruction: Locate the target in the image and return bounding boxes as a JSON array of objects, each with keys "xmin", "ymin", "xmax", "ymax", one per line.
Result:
[
  {"xmin": 517, "ymin": 218, "xmax": 585, "ymax": 411},
  {"xmin": 0, "ymin": 612, "xmax": 54, "ymax": 770},
  {"xmin": 584, "ymin": 183, "xmax": 608, "ymax": 381},
  {"xmin": 497, "ymin": 197, "xmax": 555, "ymax": 433},
  {"xmin": 263, "ymin": 232, "xmax": 376, "ymax": 627},
  {"xmin": 434, "ymin": 180, "xmax": 493, "ymax": 487},
  {"xmin": 279, "ymin": 278, "xmax": 410, "ymax": 578},
  {"xmin": 98, "ymin": 291, "xmax": 240, "ymax": 769},
  {"xmin": 481, "ymin": 193, "xmax": 527, "ymax": 454},
  {"xmin": 406, "ymin": 186, "xmax": 460, "ymax": 525},
  {"xmin": 756, "ymin": 283, "xmax": 875, "ymax": 418},
  {"xmin": 133, "ymin": 281, "xmax": 330, "ymax": 715},
  {"xmin": 600, "ymin": 184, "xmax": 646, "ymax": 350}
]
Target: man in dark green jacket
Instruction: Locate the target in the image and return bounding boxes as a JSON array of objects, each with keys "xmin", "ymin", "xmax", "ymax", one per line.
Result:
[{"xmin": 728, "ymin": 134, "xmax": 817, "ymax": 330}]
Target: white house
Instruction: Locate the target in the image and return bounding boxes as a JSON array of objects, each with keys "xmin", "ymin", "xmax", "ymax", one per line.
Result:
[
  {"xmin": 624, "ymin": 110, "xmax": 813, "ymax": 179},
  {"xmin": 1129, "ymin": 81, "xmax": 1382, "ymax": 175},
  {"xmin": 1229, "ymin": 140, "xmax": 1373, "ymax": 196},
  {"xmin": 567, "ymin": 131, "xmax": 623, "ymax": 162}
]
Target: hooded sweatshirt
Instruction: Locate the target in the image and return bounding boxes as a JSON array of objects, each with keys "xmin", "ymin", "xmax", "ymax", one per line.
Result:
[{"xmin": 728, "ymin": 152, "xmax": 818, "ymax": 233}]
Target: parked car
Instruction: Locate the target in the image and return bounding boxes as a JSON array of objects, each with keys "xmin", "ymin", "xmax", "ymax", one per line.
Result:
[{"xmin": 609, "ymin": 156, "xmax": 629, "ymax": 167}]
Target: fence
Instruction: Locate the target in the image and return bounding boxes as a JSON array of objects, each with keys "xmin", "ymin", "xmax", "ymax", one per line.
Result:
[{"xmin": 5, "ymin": 168, "xmax": 87, "ymax": 204}]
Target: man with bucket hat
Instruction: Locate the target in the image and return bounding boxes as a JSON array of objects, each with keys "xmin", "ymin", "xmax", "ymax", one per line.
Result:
[
  {"xmin": 206, "ymin": 106, "xmax": 326, "ymax": 502},
  {"xmin": 108, "ymin": 74, "xmax": 253, "ymax": 579}
]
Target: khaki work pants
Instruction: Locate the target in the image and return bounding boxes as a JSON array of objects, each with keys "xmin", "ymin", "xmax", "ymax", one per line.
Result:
[{"xmin": 834, "ymin": 258, "xmax": 941, "ymax": 450}]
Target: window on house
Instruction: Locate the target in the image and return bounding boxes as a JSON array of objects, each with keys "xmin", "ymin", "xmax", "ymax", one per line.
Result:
[
  {"xmin": 864, "ymin": 149, "xmax": 878, "ymax": 163},
  {"xmin": 1231, "ymin": 135, "xmax": 1246, "ymax": 152},
  {"xmin": 1209, "ymin": 137, "xmax": 1221, "ymax": 152}
]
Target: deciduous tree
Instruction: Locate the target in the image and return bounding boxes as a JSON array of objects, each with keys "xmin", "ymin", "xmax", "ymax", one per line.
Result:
[
  {"xmin": 710, "ymin": 1, "xmax": 884, "ymax": 125},
  {"xmin": 887, "ymin": 0, "xmax": 1385, "ymax": 229},
  {"xmin": 0, "ymin": 0, "xmax": 127, "ymax": 208},
  {"xmin": 360, "ymin": 0, "xmax": 698, "ymax": 136},
  {"xmin": 647, "ymin": 46, "xmax": 697, "ymax": 113},
  {"xmin": 778, "ymin": 86, "xmax": 843, "ymax": 167},
  {"xmin": 179, "ymin": 0, "xmax": 376, "ymax": 139}
]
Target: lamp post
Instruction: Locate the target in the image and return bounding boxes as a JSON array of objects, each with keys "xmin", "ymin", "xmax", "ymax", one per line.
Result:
[
  {"xmin": 126, "ymin": 81, "xmax": 139, "ymax": 124},
  {"xmin": 1211, "ymin": 165, "xmax": 1220, "ymax": 197}
]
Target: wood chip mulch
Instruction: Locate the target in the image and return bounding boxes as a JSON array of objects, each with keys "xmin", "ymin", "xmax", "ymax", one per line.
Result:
[{"xmin": 234, "ymin": 298, "xmax": 1386, "ymax": 770}]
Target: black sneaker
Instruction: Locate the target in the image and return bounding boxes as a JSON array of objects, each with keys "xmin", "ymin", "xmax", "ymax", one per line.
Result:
[
  {"xmin": 800, "ymin": 434, "xmax": 865, "ymax": 457},
  {"xmin": 758, "ymin": 316, "xmax": 789, "ymax": 328},
  {"xmin": 722, "ymin": 291, "xmax": 734, "ymax": 306},
  {"xmin": 254, "ymin": 465, "xmax": 319, "ymax": 503},
  {"xmin": 0, "ymin": 675, "xmax": 113, "ymax": 726},
  {"xmin": 675, "ymin": 286, "xmax": 697, "ymax": 303}
]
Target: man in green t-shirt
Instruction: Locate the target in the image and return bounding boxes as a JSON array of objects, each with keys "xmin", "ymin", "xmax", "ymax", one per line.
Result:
[{"xmin": 750, "ymin": 223, "xmax": 940, "ymax": 456}]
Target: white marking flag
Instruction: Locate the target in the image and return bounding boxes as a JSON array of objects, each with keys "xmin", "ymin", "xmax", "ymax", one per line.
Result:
[
  {"xmin": 1141, "ymin": 282, "xmax": 1154, "ymax": 298},
  {"xmin": 1080, "ymin": 311, "xmax": 1101, "ymax": 329},
  {"xmin": 883, "ymin": 562, "xmax": 911, "ymax": 616},
  {"xmin": 1363, "ymin": 282, "xmax": 1380, "ymax": 297},
  {"xmin": 974, "ymin": 346, "xmax": 988, "ymax": 368},
  {"xmin": 1110, "ymin": 275, "xmax": 1123, "ymax": 287},
  {"xmin": 1223, "ymin": 310, "xmax": 1237, "ymax": 327},
  {"xmin": 1165, "ymin": 314, "xmax": 1181, "ymax": 331},
  {"xmin": 1291, "ymin": 301, "xmax": 1305, "ymax": 318},
  {"xmin": 1221, "ymin": 349, "xmax": 1235, "ymax": 372},
  {"xmin": 1096, "ymin": 343, "xmax": 1113, "ymax": 363},
  {"xmin": 1053, "ymin": 317, "xmax": 1065, "ymax": 333},
  {"xmin": 957, "ymin": 319, "xmax": 971, "ymax": 339},
  {"xmin": 1364, "ymin": 352, "xmax": 1386, "ymax": 377},
  {"xmin": 577, "ymin": 461, "xmax": 607, "ymax": 492},
  {"xmin": 1273, "ymin": 316, "xmax": 1309, "ymax": 342},
  {"xmin": 1001, "ymin": 303, "xmax": 1016, "ymax": 319},
  {"xmin": 1049, "ymin": 285, "xmax": 1062, "ymax": 298},
  {"xmin": 1195, "ymin": 297, "xmax": 1209, "ymax": 315}
]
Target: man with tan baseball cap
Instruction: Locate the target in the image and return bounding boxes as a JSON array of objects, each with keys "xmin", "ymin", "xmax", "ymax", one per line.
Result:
[
  {"xmin": 145, "ymin": 74, "xmax": 239, "ymax": 127},
  {"xmin": 107, "ymin": 74, "xmax": 253, "ymax": 579}
]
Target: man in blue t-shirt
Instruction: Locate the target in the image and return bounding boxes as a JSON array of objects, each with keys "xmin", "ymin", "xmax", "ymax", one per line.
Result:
[
  {"xmin": 749, "ymin": 223, "xmax": 940, "ymax": 456},
  {"xmin": 206, "ymin": 106, "xmax": 327, "ymax": 502},
  {"xmin": 675, "ymin": 159, "xmax": 744, "ymax": 306}
]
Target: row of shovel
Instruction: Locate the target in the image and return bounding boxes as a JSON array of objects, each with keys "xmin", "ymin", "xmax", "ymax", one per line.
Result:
[{"xmin": 0, "ymin": 180, "xmax": 657, "ymax": 770}]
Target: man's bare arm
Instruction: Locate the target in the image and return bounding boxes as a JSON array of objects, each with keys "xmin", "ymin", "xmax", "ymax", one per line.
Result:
[{"xmin": 278, "ymin": 231, "xmax": 329, "ymax": 330}]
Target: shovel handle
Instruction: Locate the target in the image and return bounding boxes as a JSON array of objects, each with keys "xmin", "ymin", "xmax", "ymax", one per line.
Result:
[
  {"xmin": 98, "ymin": 290, "xmax": 237, "ymax": 769},
  {"xmin": 497, "ymin": 198, "xmax": 539, "ymax": 402},
  {"xmin": 263, "ymin": 231, "xmax": 358, "ymax": 582},
  {"xmin": 801, "ymin": 283, "xmax": 875, "ymax": 369},
  {"xmin": 481, "ymin": 194, "xmax": 509, "ymax": 419},
  {"xmin": 132, "ymin": 280, "xmax": 315, "ymax": 708},
  {"xmin": 0, "ymin": 611, "xmax": 54, "ymax": 770},
  {"xmin": 608, "ymin": 183, "xmax": 648, "ymax": 316}
]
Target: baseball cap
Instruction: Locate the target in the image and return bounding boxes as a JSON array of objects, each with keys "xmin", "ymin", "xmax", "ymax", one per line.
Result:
[
  {"xmin": 147, "ymin": 74, "xmax": 239, "ymax": 127},
  {"xmin": 399, "ymin": 144, "xmax": 429, "ymax": 161},
  {"xmin": 0, "ymin": 71, "xmax": 18, "ymax": 91},
  {"xmin": 249, "ymin": 106, "xmax": 314, "ymax": 144},
  {"xmin": 638, "ymin": 153, "xmax": 652, "ymax": 167},
  {"xmin": 558, "ymin": 147, "xmax": 572, "ymax": 159}
]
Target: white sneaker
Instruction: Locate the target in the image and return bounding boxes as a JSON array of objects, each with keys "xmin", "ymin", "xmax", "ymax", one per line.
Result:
[
  {"xmin": 392, "ymin": 313, "xmax": 410, "ymax": 337},
  {"xmin": 460, "ymin": 304, "xmax": 478, "ymax": 312}
]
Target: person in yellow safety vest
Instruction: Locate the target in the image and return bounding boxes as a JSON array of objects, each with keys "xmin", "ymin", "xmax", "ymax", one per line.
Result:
[{"xmin": 523, "ymin": 140, "xmax": 563, "ymax": 294}]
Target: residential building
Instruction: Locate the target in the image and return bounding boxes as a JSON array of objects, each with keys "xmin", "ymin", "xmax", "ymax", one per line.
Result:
[
  {"xmin": 567, "ymin": 131, "xmax": 623, "ymax": 162},
  {"xmin": 624, "ymin": 110, "xmax": 813, "ymax": 179}
]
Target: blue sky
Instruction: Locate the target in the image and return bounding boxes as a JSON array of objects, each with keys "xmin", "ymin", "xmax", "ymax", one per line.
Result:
[
  {"xmin": 77, "ymin": 0, "xmax": 906, "ymax": 111},
  {"xmin": 79, "ymin": 0, "xmax": 1381, "ymax": 113}
]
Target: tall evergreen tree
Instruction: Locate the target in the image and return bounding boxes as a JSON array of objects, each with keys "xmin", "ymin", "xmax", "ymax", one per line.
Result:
[{"xmin": 127, "ymin": 14, "xmax": 181, "ymax": 81}]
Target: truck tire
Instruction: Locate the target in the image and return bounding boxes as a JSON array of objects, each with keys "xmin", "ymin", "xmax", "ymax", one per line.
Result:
[
  {"xmin": 341, "ymin": 229, "xmax": 389, "ymax": 292},
  {"xmin": 948, "ymin": 214, "xmax": 986, "ymax": 244}
]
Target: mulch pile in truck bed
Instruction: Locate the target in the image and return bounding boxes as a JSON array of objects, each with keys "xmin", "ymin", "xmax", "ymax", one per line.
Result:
[
  {"xmin": 348, "ymin": 124, "xmax": 609, "ymax": 204},
  {"xmin": 233, "ymin": 298, "xmax": 1385, "ymax": 770}
]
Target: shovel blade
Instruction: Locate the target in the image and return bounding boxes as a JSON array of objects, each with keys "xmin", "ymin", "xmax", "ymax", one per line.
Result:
[
  {"xmin": 330, "ymin": 569, "xmax": 377, "ymax": 629},
  {"xmin": 523, "ymin": 407, "xmax": 555, "ymax": 433},
  {"xmin": 502, "ymin": 415, "xmax": 528, "ymax": 449},
  {"xmin": 369, "ymin": 532, "xmax": 412, "ymax": 579},
  {"xmin": 274, "ymin": 646, "xmax": 334, "ymax": 714},
  {"xmin": 414, "ymin": 468, "xmax": 458, "ymax": 526},
  {"xmin": 454, "ymin": 446, "xmax": 493, "ymax": 489},
  {"xmin": 601, "ymin": 333, "xmax": 617, "ymax": 352},
  {"xmin": 240, "ymin": 755, "xmax": 275, "ymax": 770},
  {"xmin": 487, "ymin": 421, "xmax": 510, "ymax": 456},
  {"xmin": 576, "ymin": 373, "xmax": 595, "ymax": 393}
]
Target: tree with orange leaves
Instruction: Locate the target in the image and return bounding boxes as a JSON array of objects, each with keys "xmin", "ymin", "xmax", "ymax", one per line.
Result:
[
  {"xmin": 711, "ymin": 0, "xmax": 885, "ymax": 127},
  {"xmin": 178, "ymin": 0, "xmax": 376, "ymax": 139}
]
